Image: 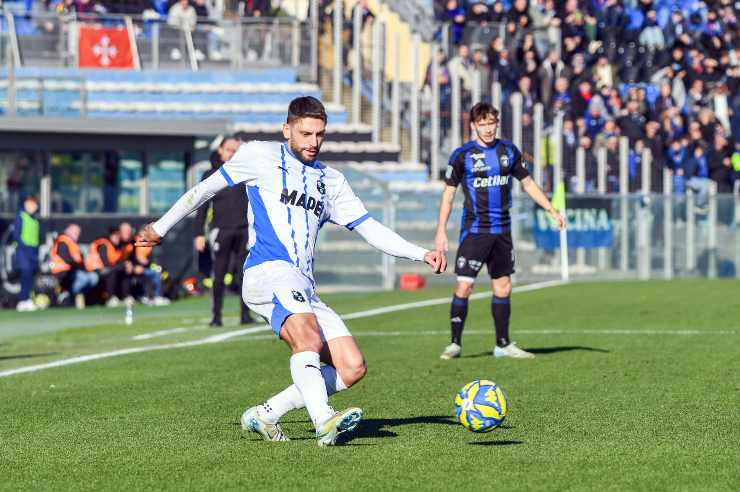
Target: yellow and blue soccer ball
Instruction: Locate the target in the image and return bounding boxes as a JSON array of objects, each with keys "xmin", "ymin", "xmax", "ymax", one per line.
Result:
[{"xmin": 454, "ymin": 379, "xmax": 509, "ymax": 432}]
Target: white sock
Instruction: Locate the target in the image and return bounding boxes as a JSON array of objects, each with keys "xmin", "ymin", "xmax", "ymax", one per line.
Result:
[
  {"xmin": 289, "ymin": 351, "xmax": 333, "ymax": 428},
  {"xmin": 260, "ymin": 365, "xmax": 348, "ymax": 425},
  {"xmin": 260, "ymin": 385, "xmax": 303, "ymax": 424}
]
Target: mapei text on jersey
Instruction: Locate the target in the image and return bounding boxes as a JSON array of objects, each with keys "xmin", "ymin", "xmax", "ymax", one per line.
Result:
[{"xmin": 280, "ymin": 188, "xmax": 326, "ymax": 217}]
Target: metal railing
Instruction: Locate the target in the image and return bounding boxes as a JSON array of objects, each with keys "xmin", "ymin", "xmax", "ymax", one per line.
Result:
[{"xmin": 0, "ymin": 10, "xmax": 317, "ymax": 78}]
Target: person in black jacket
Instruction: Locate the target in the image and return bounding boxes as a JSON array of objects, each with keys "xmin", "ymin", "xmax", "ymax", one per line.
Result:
[{"xmin": 195, "ymin": 135, "xmax": 254, "ymax": 327}]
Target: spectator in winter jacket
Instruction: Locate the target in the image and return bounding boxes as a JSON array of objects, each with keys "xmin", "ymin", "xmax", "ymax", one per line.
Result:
[{"xmin": 707, "ymin": 132, "xmax": 734, "ymax": 193}]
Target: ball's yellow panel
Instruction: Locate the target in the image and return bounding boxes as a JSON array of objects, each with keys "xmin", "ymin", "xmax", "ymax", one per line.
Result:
[
  {"xmin": 459, "ymin": 407, "xmax": 470, "ymax": 428},
  {"xmin": 483, "ymin": 386, "xmax": 499, "ymax": 405},
  {"xmin": 465, "ymin": 381, "xmax": 480, "ymax": 400},
  {"xmin": 495, "ymin": 387, "xmax": 508, "ymax": 416},
  {"xmin": 476, "ymin": 403, "xmax": 502, "ymax": 419},
  {"xmin": 469, "ymin": 413, "xmax": 485, "ymax": 431}
]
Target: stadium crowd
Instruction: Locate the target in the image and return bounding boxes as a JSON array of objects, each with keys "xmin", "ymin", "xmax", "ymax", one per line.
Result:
[{"xmin": 429, "ymin": 0, "xmax": 739, "ymax": 193}]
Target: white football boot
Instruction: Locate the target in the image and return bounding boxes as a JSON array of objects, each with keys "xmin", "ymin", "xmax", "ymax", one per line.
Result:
[
  {"xmin": 152, "ymin": 296, "xmax": 171, "ymax": 306},
  {"xmin": 316, "ymin": 407, "xmax": 363, "ymax": 447},
  {"xmin": 16, "ymin": 299, "xmax": 37, "ymax": 312},
  {"xmin": 241, "ymin": 406, "xmax": 289, "ymax": 442},
  {"xmin": 439, "ymin": 342, "xmax": 462, "ymax": 360},
  {"xmin": 493, "ymin": 342, "xmax": 535, "ymax": 359}
]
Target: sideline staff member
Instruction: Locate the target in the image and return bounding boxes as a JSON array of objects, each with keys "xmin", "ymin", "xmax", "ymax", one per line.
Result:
[{"xmin": 195, "ymin": 135, "xmax": 254, "ymax": 327}]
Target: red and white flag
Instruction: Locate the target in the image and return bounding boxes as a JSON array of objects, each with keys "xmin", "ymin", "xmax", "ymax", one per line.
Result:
[{"xmin": 78, "ymin": 25, "xmax": 134, "ymax": 69}]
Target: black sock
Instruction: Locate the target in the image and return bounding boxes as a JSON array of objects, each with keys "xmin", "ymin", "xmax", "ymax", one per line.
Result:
[
  {"xmin": 492, "ymin": 296, "xmax": 511, "ymax": 347},
  {"xmin": 450, "ymin": 295, "xmax": 469, "ymax": 345}
]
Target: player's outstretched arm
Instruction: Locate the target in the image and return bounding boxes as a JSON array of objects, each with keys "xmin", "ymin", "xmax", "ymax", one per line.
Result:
[
  {"xmin": 134, "ymin": 170, "xmax": 229, "ymax": 247},
  {"xmin": 520, "ymin": 177, "xmax": 566, "ymax": 230},
  {"xmin": 354, "ymin": 218, "xmax": 446, "ymax": 274}
]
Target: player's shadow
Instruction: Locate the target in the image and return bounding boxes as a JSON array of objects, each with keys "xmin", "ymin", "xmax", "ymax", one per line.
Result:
[
  {"xmin": 344, "ymin": 415, "xmax": 458, "ymax": 441},
  {"xmin": 233, "ymin": 416, "xmax": 516, "ymax": 446},
  {"xmin": 464, "ymin": 346, "xmax": 608, "ymax": 358},
  {"xmin": 526, "ymin": 346, "xmax": 610, "ymax": 354},
  {"xmin": 0, "ymin": 352, "xmax": 59, "ymax": 361},
  {"xmin": 469, "ymin": 440, "xmax": 523, "ymax": 446}
]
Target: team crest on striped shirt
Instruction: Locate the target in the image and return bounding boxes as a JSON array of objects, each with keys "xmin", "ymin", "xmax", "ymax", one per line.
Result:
[{"xmin": 500, "ymin": 155, "xmax": 509, "ymax": 168}]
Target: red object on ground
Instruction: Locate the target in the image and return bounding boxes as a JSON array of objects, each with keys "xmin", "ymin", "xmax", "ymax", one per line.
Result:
[
  {"xmin": 78, "ymin": 26, "xmax": 134, "ymax": 69},
  {"xmin": 399, "ymin": 273, "xmax": 426, "ymax": 291}
]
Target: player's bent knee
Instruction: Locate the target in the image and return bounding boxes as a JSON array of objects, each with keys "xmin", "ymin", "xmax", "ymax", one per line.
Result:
[{"xmin": 340, "ymin": 361, "xmax": 367, "ymax": 387}]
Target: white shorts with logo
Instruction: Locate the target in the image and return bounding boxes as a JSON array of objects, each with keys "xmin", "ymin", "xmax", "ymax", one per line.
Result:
[{"xmin": 242, "ymin": 260, "xmax": 352, "ymax": 341}]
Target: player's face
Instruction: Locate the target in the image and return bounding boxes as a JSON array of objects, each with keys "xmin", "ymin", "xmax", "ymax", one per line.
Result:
[
  {"xmin": 473, "ymin": 115, "xmax": 498, "ymax": 145},
  {"xmin": 283, "ymin": 117, "xmax": 326, "ymax": 163}
]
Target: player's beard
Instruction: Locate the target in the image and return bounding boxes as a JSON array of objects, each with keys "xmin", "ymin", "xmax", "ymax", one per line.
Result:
[{"xmin": 288, "ymin": 141, "xmax": 320, "ymax": 164}]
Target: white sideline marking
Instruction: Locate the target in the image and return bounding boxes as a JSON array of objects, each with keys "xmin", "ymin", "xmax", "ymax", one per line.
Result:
[
  {"xmin": 132, "ymin": 327, "xmax": 190, "ymax": 340},
  {"xmin": 232, "ymin": 328, "xmax": 738, "ymax": 343},
  {"xmin": 0, "ymin": 325, "xmax": 271, "ymax": 378},
  {"xmin": 188, "ymin": 280, "xmax": 570, "ymax": 344},
  {"xmin": 350, "ymin": 329, "xmax": 738, "ymax": 337},
  {"xmin": 342, "ymin": 279, "xmax": 566, "ymax": 321},
  {"xmin": 0, "ymin": 280, "xmax": 563, "ymax": 378}
]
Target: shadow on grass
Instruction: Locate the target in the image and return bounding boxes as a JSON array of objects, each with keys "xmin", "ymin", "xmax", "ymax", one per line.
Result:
[
  {"xmin": 526, "ymin": 346, "xmax": 610, "ymax": 354},
  {"xmin": 241, "ymin": 435, "xmax": 316, "ymax": 442},
  {"xmin": 344, "ymin": 415, "xmax": 458, "ymax": 441},
  {"xmin": 464, "ymin": 346, "xmax": 609, "ymax": 358},
  {"xmin": 234, "ymin": 416, "xmax": 461, "ymax": 445},
  {"xmin": 469, "ymin": 440, "xmax": 523, "ymax": 446},
  {"xmin": 0, "ymin": 352, "xmax": 59, "ymax": 361}
]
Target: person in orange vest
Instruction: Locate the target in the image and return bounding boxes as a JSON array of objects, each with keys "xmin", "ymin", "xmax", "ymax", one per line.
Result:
[
  {"xmin": 85, "ymin": 227, "xmax": 126, "ymax": 307},
  {"xmin": 50, "ymin": 223, "xmax": 99, "ymax": 309},
  {"xmin": 118, "ymin": 222, "xmax": 169, "ymax": 306}
]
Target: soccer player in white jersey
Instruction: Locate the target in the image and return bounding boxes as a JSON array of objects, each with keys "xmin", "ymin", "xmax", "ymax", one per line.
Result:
[{"xmin": 136, "ymin": 97, "xmax": 446, "ymax": 446}]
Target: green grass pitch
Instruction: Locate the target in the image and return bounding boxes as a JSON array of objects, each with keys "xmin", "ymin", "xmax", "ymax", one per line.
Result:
[{"xmin": 0, "ymin": 280, "xmax": 738, "ymax": 491}]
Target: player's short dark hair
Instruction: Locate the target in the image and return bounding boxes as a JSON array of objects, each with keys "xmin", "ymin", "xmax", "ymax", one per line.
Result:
[
  {"xmin": 469, "ymin": 102, "xmax": 499, "ymax": 124},
  {"xmin": 287, "ymin": 96, "xmax": 327, "ymax": 124}
]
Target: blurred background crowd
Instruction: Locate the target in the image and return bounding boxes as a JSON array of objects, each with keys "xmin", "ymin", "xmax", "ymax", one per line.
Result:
[{"xmin": 425, "ymin": 0, "xmax": 738, "ymax": 192}]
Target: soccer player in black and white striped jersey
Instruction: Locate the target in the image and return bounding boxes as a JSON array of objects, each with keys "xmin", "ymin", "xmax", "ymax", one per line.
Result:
[{"xmin": 435, "ymin": 102, "xmax": 565, "ymax": 360}]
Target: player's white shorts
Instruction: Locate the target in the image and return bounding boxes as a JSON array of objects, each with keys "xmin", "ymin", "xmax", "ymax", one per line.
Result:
[{"xmin": 242, "ymin": 260, "xmax": 352, "ymax": 341}]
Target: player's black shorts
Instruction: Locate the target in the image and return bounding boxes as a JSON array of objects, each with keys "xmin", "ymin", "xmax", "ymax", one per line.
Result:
[{"xmin": 454, "ymin": 232, "xmax": 515, "ymax": 280}]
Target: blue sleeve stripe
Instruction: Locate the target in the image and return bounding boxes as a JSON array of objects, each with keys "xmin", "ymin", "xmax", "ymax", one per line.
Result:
[
  {"xmin": 345, "ymin": 213, "xmax": 370, "ymax": 230},
  {"xmin": 219, "ymin": 166, "xmax": 235, "ymax": 187}
]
